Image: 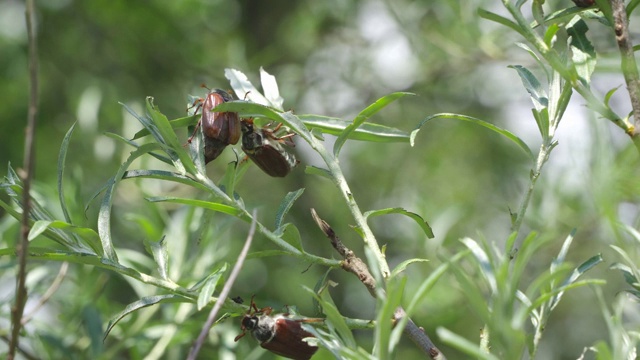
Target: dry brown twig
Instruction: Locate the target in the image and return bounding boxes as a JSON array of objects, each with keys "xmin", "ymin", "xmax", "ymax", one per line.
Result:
[
  {"xmin": 187, "ymin": 210, "xmax": 258, "ymax": 360},
  {"xmin": 9, "ymin": 0, "xmax": 39, "ymax": 359},
  {"xmin": 310, "ymin": 208, "xmax": 446, "ymax": 360}
]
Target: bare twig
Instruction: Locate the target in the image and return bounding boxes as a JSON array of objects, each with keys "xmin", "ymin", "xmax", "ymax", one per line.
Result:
[
  {"xmin": 1, "ymin": 335, "xmax": 38, "ymax": 360},
  {"xmin": 187, "ymin": 209, "xmax": 258, "ymax": 360},
  {"xmin": 22, "ymin": 262, "xmax": 69, "ymax": 324},
  {"xmin": 610, "ymin": 0, "xmax": 640, "ymax": 146},
  {"xmin": 9, "ymin": 0, "xmax": 39, "ymax": 359},
  {"xmin": 311, "ymin": 208, "xmax": 446, "ymax": 360}
]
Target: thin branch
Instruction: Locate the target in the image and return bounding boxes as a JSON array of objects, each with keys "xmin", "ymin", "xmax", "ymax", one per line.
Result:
[
  {"xmin": 9, "ymin": 0, "xmax": 39, "ymax": 359},
  {"xmin": 1, "ymin": 335, "xmax": 38, "ymax": 360},
  {"xmin": 311, "ymin": 208, "xmax": 446, "ymax": 360},
  {"xmin": 22, "ymin": 262, "xmax": 69, "ymax": 324},
  {"xmin": 187, "ymin": 209, "xmax": 258, "ymax": 360},
  {"xmin": 611, "ymin": 0, "xmax": 640, "ymax": 145}
]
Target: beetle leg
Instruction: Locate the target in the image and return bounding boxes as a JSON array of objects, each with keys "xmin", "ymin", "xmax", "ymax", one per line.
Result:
[
  {"xmin": 234, "ymin": 330, "xmax": 248, "ymax": 342},
  {"xmin": 271, "ymin": 122, "xmax": 283, "ymax": 132},
  {"xmin": 184, "ymin": 98, "xmax": 205, "ymax": 145}
]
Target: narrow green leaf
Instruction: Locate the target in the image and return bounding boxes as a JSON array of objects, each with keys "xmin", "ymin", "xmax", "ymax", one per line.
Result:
[
  {"xmin": 304, "ymin": 286, "xmax": 357, "ymax": 348},
  {"xmin": 364, "ymin": 207, "xmax": 434, "ymax": 239},
  {"xmin": 218, "ymin": 160, "xmax": 240, "ymax": 198},
  {"xmin": 549, "ymin": 254, "xmax": 604, "ymax": 310},
  {"xmin": 312, "ymin": 269, "xmax": 334, "ymax": 316},
  {"xmin": 145, "ymin": 97, "xmax": 182, "ymax": 149},
  {"xmin": 548, "ymin": 70, "xmax": 573, "ymax": 126},
  {"xmin": 532, "ymin": 0, "xmax": 545, "ymax": 32},
  {"xmin": 567, "ymin": 18, "xmax": 596, "ymax": 85},
  {"xmin": 0, "ymin": 199, "xmax": 84, "ymax": 252},
  {"xmin": 104, "ymin": 132, "xmax": 175, "ymax": 166},
  {"xmin": 83, "ymin": 306, "xmax": 103, "ymax": 356},
  {"xmin": 509, "ymin": 232, "xmax": 546, "ymax": 293},
  {"xmin": 551, "ymin": 229, "xmax": 576, "ymax": 272},
  {"xmin": 146, "ymin": 196, "xmax": 245, "ymax": 218},
  {"xmin": 532, "ymin": 108, "xmax": 550, "ymax": 140},
  {"xmin": 280, "ymin": 223, "xmax": 304, "ymax": 251},
  {"xmin": 99, "ymin": 143, "xmax": 162, "ymax": 262},
  {"xmin": 604, "ymin": 86, "xmax": 621, "ymax": 107},
  {"xmin": 28, "ymin": 220, "xmax": 103, "ymax": 255},
  {"xmin": 478, "ymin": 9, "xmax": 526, "ymax": 38},
  {"xmin": 245, "ymin": 250, "xmax": 290, "ymax": 259},
  {"xmin": 610, "ymin": 263, "xmax": 638, "ymax": 288},
  {"xmin": 406, "ymin": 251, "xmax": 467, "ymax": 315},
  {"xmin": 461, "ymin": 237, "xmax": 497, "ymax": 293},
  {"xmin": 530, "ymin": 278, "xmax": 606, "ymax": 314},
  {"xmin": 0, "ymin": 247, "xmax": 191, "ymax": 299},
  {"xmin": 305, "ymin": 165, "xmax": 332, "ymax": 179},
  {"xmin": 122, "ymin": 169, "xmax": 208, "ymax": 191},
  {"xmin": 543, "ymin": 23, "xmax": 560, "ymax": 47},
  {"xmin": 131, "ymin": 115, "xmax": 198, "ymax": 140},
  {"xmin": 333, "ymin": 92, "xmax": 413, "ymax": 157},
  {"xmin": 505, "ymin": 231, "xmax": 518, "ymax": 255},
  {"xmin": 121, "ymin": 102, "xmax": 163, "ymax": 143},
  {"xmin": 299, "ymin": 115, "xmax": 410, "ymax": 143},
  {"xmin": 104, "ymin": 295, "xmax": 187, "ymax": 340},
  {"xmin": 411, "ymin": 113, "xmax": 535, "ymax": 162},
  {"xmin": 122, "ymin": 99, "xmax": 196, "ymax": 175},
  {"xmin": 145, "ymin": 97, "xmax": 197, "ymax": 175},
  {"xmin": 275, "ymin": 188, "xmax": 305, "ymax": 230},
  {"xmin": 146, "ymin": 236, "xmax": 169, "ymax": 280},
  {"xmin": 374, "ymin": 277, "xmax": 405, "ymax": 359},
  {"xmin": 29, "ymin": 220, "xmax": 52, "ymax": 241},
  {"xmin": 610, "ymin": 245, "xmax": 640, "ymax": 284},
  {"xmin": 593, "ymin": 0, "xmax": 613, "ymax": 25},
  {"xmin": 629, "ymin": 0, "xmax": 640, "ymax": 15},
  {"xmin": 532, "ymin": 7, "xmax": 588, "ymax": 29},
  {"xmin": 515, "ymin": 43, "xmax": 551, "ymax": 82},
  {"xmin": 197, "ymin": 263, "xmax": 227, "ymax": 311},
  {"xmin": 509, "ymin": 65, "xmax": 548, "ymax": 110},
  {"xmin": 390, "ymin": 258, "xmax": 429, "ymax": 279},
  {"xmin": 438, "ymin": 327, "xmax": 500, "ymax": 360},
  {"xmin": 58, "ymin": 123, "xmax": 76, "ymax": 224}
]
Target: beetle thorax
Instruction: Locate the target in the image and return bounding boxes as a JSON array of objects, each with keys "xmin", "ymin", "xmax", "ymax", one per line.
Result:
[
  {"xmin": 250, "ymin": 314, "xmax": 278, "ymax": 343},
  {"xmin": 242, "ymin": 130, "xmax": 264, "ymax": 152}
]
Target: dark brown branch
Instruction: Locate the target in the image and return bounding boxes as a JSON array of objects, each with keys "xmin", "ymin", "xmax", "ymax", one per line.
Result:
[
  {"xmin": 9, "ymin": 1, "xmax": 39, "ymax": 359},
  {"xmin": 611, "ymin": 0, "xmax": 640, "ymax": 149},
  {"xmin": 311, "ymin": 208, "xmax": 446, "ymax": 360}
]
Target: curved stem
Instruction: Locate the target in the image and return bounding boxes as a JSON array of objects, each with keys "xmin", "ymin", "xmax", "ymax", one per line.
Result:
[{"xmin": 310, "ymin": 136, "xmax": 391, "ymax": 278}]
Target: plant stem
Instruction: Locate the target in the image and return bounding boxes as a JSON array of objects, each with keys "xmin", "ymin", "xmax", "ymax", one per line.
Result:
[
  {"xmin": 9, "ymin": 1, "xmax": 38, "ymax": 359},
  {"xmin": 510, "ymin": 141, "xmax": 552, "ymax": 247},
  {"xmin": 610, "ymin": 0, "xmax": 640, "ymax": 151},
  {"xmin": 310, "ymin": 137, "xmax": 391, "ymax": 278}
]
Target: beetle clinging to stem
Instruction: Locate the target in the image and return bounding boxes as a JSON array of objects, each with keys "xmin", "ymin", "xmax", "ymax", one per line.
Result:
[{"xmin": 234, "ymin": 296, "xmax": 322, "ymax": 360}]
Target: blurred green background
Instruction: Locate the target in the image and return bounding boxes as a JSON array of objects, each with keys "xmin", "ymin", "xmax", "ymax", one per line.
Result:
[{"xmin": 1, "ymin": 0, "xmax": 639, "ymax": 359}]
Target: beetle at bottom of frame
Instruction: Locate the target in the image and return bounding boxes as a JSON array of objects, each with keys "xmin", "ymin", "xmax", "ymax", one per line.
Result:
[{"xmin": 234, "ymin": 297, "xmax": 321, "ymax": 360}]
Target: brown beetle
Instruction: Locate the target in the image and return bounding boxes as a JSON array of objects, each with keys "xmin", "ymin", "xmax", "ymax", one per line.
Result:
[
  {"xmin": 234, "ymin": 297, "xmax": 321, "ymax": 360},
  {"xmin": 241, "ymin": 119, "xmax": 299, "ymax": 177},
  {"xmin": 188, "ymin": 88, "xmax": 241, "ymax": 163}
]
